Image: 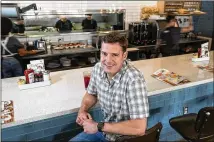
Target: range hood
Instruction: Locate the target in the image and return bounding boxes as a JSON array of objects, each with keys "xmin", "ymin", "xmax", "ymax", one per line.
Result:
[{"xmin": 21, "ymin": 9, "xmax": 126, "ymax": 16}]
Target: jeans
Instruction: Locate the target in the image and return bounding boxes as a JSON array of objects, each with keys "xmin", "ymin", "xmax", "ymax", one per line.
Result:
[
  {"xmin": 1, "ymin": 57, "xmax": 23, "ymax": 78},
  {"xmin": 69, "ymin": 132, "xmax": 108, "ymax": 142}
]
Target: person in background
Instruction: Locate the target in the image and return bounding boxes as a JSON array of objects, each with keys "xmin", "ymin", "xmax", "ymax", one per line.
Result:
[
  {"xmin": 158, "ymin": 14, "xmax": 194, "ymax": 57},
  {"xmin": 1, "ymin": 17, "xmax": 37, "ymax": 78},
  {"xmin": 55, "ymin": 15, "xmax": 73, "ymax": 32},
  {"xmin": 11, "ymin": 16, "xmax": 25, "ymax": 34},
  {"xmin": 70, "ymin": 32, "xmax": 149, "ymax": 142},
  {"xmin": 82, "ymin": 14, "xmax": 97, "ymax": 31}
]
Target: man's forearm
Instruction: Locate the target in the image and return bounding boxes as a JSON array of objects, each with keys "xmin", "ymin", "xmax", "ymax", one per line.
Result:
[
  {"xmin": 102, "ymin": 118, "xmax": 147, "ymax": 136},
  {"xmin": 79, "ymin": 92, "xmax": 97, "ymax": 112}
]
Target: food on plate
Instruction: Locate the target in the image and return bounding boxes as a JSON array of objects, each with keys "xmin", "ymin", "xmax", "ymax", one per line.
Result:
[
  {"xmin": 17, "ymin": 78, "xmax": 26, "ymax": 85},
  {"xmin": 178, "ymin": 8, "xmax": 189, "ymax": 14},
  {"xmin": 53, "ymin": 42, "xmax": 87, "ymax": 50},
  {"xmin": 141, "ymin": 6, "xmax": 159, "ymax": 20},
  {"xmin": 191, "ymin": 10, "xmax": 206, "ymax": 15}
]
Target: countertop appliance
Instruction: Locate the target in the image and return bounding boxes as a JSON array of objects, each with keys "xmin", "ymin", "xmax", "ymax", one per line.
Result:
[
  {"xmin": 1, "ymin": 3, "xmax": 20, "ymax": 19},
  {"xmin": 128, "ymin": 20, "xmax": 158, "ymax": 46},
  {"xmin": 25, "ymin": 38, "xmax": 47, "ymax": 54}
]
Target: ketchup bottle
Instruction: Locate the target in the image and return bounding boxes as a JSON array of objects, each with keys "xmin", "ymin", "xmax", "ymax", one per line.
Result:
[{"xmin": 24, "ymin": 69, "xmax": 34, "ymax": 84}]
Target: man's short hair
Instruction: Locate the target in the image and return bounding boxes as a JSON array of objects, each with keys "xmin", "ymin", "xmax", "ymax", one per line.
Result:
[
  {"xmin": 166, "ymin": 14, "xmax": 176, "ymax": 23},
  {"xmin": 1, "ymin": 17, "xmax": 13, "ymax": 36},
  {"xmin": 86, "ymin": 14, "xmax": 92, "ymax": 16},
  {"xmin": 102, "ymin": 32, "xmax": 128, "ymax": 52}
]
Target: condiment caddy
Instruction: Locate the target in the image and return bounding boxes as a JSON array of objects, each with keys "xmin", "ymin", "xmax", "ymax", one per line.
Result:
[
  {"xmin": 192, "ymin": 42, "xmax": 209, "ymax": 62},
  {"xmin": 17, "ymin": 59, "xmax": 51, "ymax": 90}
]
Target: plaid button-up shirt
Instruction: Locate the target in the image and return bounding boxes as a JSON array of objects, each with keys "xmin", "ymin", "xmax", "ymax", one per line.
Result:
[{"xmin": 87, "ymin": 60, "xmax": 149, "ymax": 141}]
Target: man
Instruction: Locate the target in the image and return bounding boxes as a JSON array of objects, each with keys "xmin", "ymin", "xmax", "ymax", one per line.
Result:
[
  {"xmin": 55, "ymin": 15, "xmax": 73, "ymax": 32},
  {"xmin": 158, "ymin": 14, "xmax": 193, "ymax": 57},
  {"xmin": 70, "ymin": 32, "xmax": 149, "ymax": 141},
  {"xmin": 1, "ymin": 17, "xmax": 37, "ymax": 78},
  {"xmin": 82, "ymin": 14, "xmax": 97, "ymax": 31},
  {"xmin": 11, "ymin": 17, "xmax": 25, "ymax": 34}
]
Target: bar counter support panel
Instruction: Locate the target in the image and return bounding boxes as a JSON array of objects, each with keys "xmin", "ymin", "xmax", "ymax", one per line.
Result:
[{"xmin": 2, "ymin": 81, "xmax": 213, "ymax": 141}]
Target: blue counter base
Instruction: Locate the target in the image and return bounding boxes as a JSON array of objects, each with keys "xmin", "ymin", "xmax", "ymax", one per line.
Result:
[{"xmin": 2, "ymin": 82, "xmax": 213, "ymax": 141}]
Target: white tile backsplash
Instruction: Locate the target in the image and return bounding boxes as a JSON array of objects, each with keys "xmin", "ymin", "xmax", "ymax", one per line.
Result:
[{"xmin": 3, "ymin": 1, "xmax": 157, "ymax": 29}]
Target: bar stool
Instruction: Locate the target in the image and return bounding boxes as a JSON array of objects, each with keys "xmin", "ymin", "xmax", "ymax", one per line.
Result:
[
  {"xmin": 169, "ymin": 107, "xmax": 214, "ymax": 142},
  {"xmin": 115, "ymin": 122, "xmax": 162, "ymax": 142}
]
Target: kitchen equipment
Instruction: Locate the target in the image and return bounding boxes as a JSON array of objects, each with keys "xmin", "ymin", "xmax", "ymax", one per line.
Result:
[
  {"xmin": 128, "ymin": 20, "xmax": 157, "ymax": 46},
  {"xmin": 26, "ymin": 41, "xmax": 37, "ymax": 50},
  {"xmin": 37, "ymin": 41, "xmax": 46, "ymax": 50},
  {"xmin": 25, "ymin": 26, "xmax": 42, "ymax": 31},
  {"xmin": 1, "ymin": 3, "xmax": 20, "ymax": 20},
  {"xmin": 60, "ymin": 57, "xmax": 71, "ymax": 67},
  {"xmin": 46, "ymin": 62, "xmax": 60, "ymax": 69}
]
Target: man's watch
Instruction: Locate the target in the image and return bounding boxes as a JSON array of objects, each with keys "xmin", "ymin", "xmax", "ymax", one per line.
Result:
[{"xmin": 97, "ymin": 122, "xmax": 105, "ymax": 132}]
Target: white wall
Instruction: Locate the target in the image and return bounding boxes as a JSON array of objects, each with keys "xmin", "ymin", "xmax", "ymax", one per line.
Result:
[{"xmin": 2, "ymin": 1, "xmax": 157, "ymax": 29}]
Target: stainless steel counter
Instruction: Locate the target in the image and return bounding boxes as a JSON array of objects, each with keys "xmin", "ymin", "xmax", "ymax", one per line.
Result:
[
  {"xmin": 128, "ymin": 38, "xmax": 209, "ymax": 49},
  {"xmin": 14, "ymin": 30, "xmax": 128, "ymax": 38},
  {"xmin": 22, "ymin": 38, "xmax": 208, "ymax": 60},
  {"xmin": 22, "ymin": 47, "xmax": 99, "ymax": 59}
]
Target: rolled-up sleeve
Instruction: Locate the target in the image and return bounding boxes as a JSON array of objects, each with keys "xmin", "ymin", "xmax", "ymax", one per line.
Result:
[
  {"xmin": 86, "ymin": 66, "xmax": 97, "ymax": 96},
  {"xmin": 127, "ymin": 77, "xmax": 149, "ymax": 119}
]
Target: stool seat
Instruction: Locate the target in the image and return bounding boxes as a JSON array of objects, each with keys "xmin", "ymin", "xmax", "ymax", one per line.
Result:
[
  {"xmin": 115, "ymin": 122, "xmax": 162, "ymax": 142},
  {"xmin": 169, "ymin": 107, "xmax": 214, "ymax": 142}
]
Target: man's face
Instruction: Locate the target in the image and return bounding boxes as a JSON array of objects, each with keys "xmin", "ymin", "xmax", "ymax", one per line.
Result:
[
  {"xmin": 17, "ymin": 20, "xmax": 24, "ymax": 25},
  {"xmin": 100, "ymin": 42, "xmax": 127, "ymax": 77},
  {"xmin": 61, "ymin": 18, "xmax": 67, "ymax": 22},
  {"xmin": 170, "ymin": 19, "xmax": 176, "ymax": 27},
  {"xmin": 87, "ymin": 15, "xmax": 92, "ymax": 20}
]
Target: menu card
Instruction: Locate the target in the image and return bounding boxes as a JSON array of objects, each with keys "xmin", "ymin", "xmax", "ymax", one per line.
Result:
[
  {"xmin": 1, "ymin": 100, "xmax": 14, "ymax": 124},
  {"xmin": 152, "ymin": 69, "xmax": 191, "ymax": 86},
  {"xmin": 197, "ymin": 65, "xmax": 214, "ymax": 73}
]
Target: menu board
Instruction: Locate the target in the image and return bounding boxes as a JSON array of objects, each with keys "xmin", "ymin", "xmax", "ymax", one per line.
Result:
[
  {"xmin": 183, "ymin": 1, "xmax": 201, "ymax": 12},
  {"xmin": 152, "ymin": 69, "xmax": 191, "ymax": 86},
  {"xmin": 164, "ymin": 1, "xmax": 201, "ymax": 13},
  {"xmin": 1, "ymin": 100, "xmax": 14, "ymax": 124}
]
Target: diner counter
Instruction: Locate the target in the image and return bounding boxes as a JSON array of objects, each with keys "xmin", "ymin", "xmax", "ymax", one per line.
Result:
[{"xmin": 2, "ymin": 52, "xmax": 213, "ymax": 128}]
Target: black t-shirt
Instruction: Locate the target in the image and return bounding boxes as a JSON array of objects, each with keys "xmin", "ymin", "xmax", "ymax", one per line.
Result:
[
  {"xmin": 82, "ymin": 18, "xmax": 97, "ymax": 30},
  {"xmin": 160, "ymin": 27, "xmax": 181, "ymax": 47},
  {"xmin": 1, "ymin": 36, "xmax": 23, "ymax": 56},
  {"xmin": 11, "ymin": 23, "xmax": 25, "ymax": 33},
  {"xmin": 160, "ymin": 27, "xmax": 181, "ymax": 55},
  {"xmin": 55, "ymin": 20, "xmax": 73, "ymax": 32}
]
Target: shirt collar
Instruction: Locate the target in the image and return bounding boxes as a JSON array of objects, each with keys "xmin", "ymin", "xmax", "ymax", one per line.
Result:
[{"xmin": 101, "ymin": 60, "xmax": 129, "ymax": 83}]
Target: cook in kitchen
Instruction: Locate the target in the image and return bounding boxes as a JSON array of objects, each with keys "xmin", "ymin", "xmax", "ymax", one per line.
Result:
[
  {"xmin": 55, "ymin": 15, "xmax": 73, "ymax": 32},
  {"xmin": 82, "ymin": 14, "xmax": 97, "ymax": 31},
  {"xmin": 11, "ymin": 16, "xmax": 25, "ymax": 34}
]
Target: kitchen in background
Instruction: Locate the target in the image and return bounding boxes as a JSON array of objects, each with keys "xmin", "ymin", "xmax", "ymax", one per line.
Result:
[{"xmin": 1, "ymin": 1, "xmax": 212, "ymax": 72}]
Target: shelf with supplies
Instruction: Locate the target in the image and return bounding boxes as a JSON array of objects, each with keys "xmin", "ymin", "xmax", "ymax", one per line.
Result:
[
  {"xmin": 164, "ymin": 1, "xmax": 201, "ymax": 13},
  {"xmin": 183, "ymin": 1, "xmax": 201, "ymax": 12}
]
